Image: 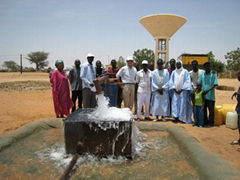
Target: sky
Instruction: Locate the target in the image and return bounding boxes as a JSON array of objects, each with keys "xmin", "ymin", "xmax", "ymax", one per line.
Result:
[{"xmin": 0, "ymin": 0, "xmax": 240, "ymax": 68}]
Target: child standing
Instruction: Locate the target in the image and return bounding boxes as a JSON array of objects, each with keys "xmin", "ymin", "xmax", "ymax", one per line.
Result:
[
  {"xmin": 192, "ymin": 82, "xmax": 204, "ymax": 127},
  {"xmin": 231, "ymin": 71, "xmax": 240, "ymax": 146}
]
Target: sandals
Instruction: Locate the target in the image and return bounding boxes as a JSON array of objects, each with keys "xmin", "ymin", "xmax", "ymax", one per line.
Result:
[{"xmin": 230, "ymin": 139, "xmax": 240, "ymax": 145}]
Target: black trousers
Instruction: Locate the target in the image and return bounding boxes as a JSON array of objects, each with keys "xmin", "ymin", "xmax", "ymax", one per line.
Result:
[
  {"xmin": 72, "ymin": 90, "xmax": 83, "ymax": 112},
  {"xmin": 203, "ymin": 99, "xmax": 215, "ymax": 126}
]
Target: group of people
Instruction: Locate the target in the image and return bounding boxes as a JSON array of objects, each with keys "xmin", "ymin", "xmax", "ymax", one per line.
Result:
[
  {"xmin": 49, "ymin": 53, "xmax": 239, "ymax": 132},
  {"xmin": 50, "ymin": 53, "xmax": 120, "ymax": 118},
  {"xmin": 49, "ymin": 54, "xmax": 240, "ymax": 150},
  {"xmin": 134, "ymin": 58, "xmax": 218, "ymax": 128}
]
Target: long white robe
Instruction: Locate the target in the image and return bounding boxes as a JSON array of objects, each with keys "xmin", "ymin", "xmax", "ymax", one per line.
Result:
[
  {"xmin": 151, "ymin": 69, "xmax": 170, "ymax": 116},
  {"xmin": 168, "ymin": 68, "xmax": 193, "ymax": 123}
]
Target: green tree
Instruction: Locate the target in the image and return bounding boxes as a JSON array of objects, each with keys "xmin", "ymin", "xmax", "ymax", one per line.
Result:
[
  {"xmin": 225, "ymin": 47, "xmax": 240, "ymax": 71},
  {"xmin": 2, "ymin": 60, "xmax": 20, "ymax": 72},
  {"xmin": 26, "ymin": 51, "xmax": 49, "ymax": 71},
  {"xmin": 208, "ymin": 51, "xmax": 225, "ymax": 73},
  {"xmin": 117, "ymin": 56, "xmax": 126, "ymax": 68},
  {"xmin": 133, "ymin": 48, "xmax": 154, "ymax": 69}
]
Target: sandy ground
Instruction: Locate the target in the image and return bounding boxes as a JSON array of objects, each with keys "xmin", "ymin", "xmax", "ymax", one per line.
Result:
[
  {"xmin": 0, "ymin": 72, "xmax": 239, "ymax": 169},
  {"xmin": 0, "ymin": 72, "xmax": 50, "ymax": 83}
]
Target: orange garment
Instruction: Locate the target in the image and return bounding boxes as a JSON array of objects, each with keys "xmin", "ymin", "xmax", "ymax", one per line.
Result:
[{"xmin": 107, "ymin": 67, "xmax": 119, "ymax": 78}]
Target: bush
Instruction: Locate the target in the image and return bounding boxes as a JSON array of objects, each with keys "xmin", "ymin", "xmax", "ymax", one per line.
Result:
[{"xmin": 23, "ymin": 67, "xmax": 36, "ymax": 72}]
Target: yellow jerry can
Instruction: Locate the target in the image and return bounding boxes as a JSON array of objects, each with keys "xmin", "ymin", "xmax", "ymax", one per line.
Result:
[{"xmin": 214, "ymin": 105, "xmax": 223, "ymax": 126}]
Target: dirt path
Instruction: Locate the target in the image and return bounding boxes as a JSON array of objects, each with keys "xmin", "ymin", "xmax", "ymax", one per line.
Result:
[{"xmin": 0, "ymin": 73, "xmax": 239, "ymax": 170}]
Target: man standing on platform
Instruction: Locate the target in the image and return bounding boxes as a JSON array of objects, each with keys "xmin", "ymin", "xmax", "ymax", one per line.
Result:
[
  {"xmin": 136, "ymin": 60, "xmax": 152, "ymax": 120},
  {"xmin": 68, "ymin": 59, "xmax": 82, "ymax": 112},
  {"xmin": 107, "ymin": 59, "xmax": 121, "ymax": 107},
  {"xmin": 80, "ymin": 53, "xmax": 97, "ymax": 108},
  {"xmin": 167, "ymin": 58, "xmax": 176, "ymax": 77},
  {"xmin": 168, "ymin": 60, "xmax": 193, "ymax": 124},
  {"xmin": 116, "ymin": 56, "xmax": 137, "ymax": 111},
  {"xmin": 190, "ymin": 60, "xmax": 204, "ymax": 90},
  {"xmin": 107, "ymin": 59, "xmax": 119, "ymax": 77},
  {"xmin": 198, "ymin": 62, "xmax": 218, "ymax": 127},
  {"xmin": 96, "ymin": 60, "xmax": 105, "ymax": 77},
  {"xmin": 151, "ymin": 59, "xmax": 170, "ymax": 121},
  {"xmin": 167, "ymin": 58, "xmax": 176, "ymax": 116}
]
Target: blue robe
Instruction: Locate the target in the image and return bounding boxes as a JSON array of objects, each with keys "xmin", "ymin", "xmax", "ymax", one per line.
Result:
[
  {"xmin": 168, "ymin": 69, "xmax": 193, "ymax": 123},
  {"xmin": 151, "ymin": 69, "xmax": 170, "ymax": 116}
]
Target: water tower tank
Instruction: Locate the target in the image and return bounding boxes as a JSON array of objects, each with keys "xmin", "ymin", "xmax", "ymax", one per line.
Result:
[{"xmin": 139, "ymin": 14, "xmax": 187, "ymax": 68}]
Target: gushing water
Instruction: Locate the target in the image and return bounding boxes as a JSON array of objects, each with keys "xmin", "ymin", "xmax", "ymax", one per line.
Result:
[
  {"xmin": 36, "ymin": 143, "xmax": 129, "ymax": 169},
  {"xmin": 36, "ymin": 143, "xmax": 72, "ymax": 168},
  {"xmin": 90, "ymin": 94, "xmax": 133, "ymax": 121},
  {"xmin": 37, "ymin": 94, "xmax": 147, "ymax": 167}
]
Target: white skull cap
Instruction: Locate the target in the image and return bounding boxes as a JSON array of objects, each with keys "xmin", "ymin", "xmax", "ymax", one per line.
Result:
[
  {"xmin": 126, "ymin": 56, "xmax": 134, "ymax": 61},
  {"xmin": 86, "ymin": 53, "xmax": 95, "ymax": 58},
  {"xmin": 142, "ymin": 60, "xmax": 148, "ymax": 64},
  {"xmin": 176, "ymin": 59, "xmax": 182, "ymax": 64}
]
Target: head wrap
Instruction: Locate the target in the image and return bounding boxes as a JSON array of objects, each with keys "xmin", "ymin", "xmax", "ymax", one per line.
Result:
[
  {"xmin": 175, "ymin": 60, "xmax": 183, "ymax": 72},
  {"xmin": 55, "ymin": 59, "xmax": 63, "ymax": 67},
  {"xmin": 175, "ymin": 60, "xmax": 184, "ymax": 91}
]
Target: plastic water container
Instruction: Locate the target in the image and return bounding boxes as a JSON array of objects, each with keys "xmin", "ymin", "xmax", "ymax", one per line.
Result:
[
  {"xmin": 221, "ymin": 104, "xmax": 236, "ymax": 123},
  {"xmin": 225, "ymin": 111, "xmax": 238, "ymax": 129},
  {"xmin": 214, "ymin": 106, "xmax": 223, "ymax": 126}
]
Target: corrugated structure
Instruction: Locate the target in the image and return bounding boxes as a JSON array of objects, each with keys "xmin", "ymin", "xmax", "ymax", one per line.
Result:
[{"xmin": 179, "ymin": 53, "xmax": 209, "ymax": 65}]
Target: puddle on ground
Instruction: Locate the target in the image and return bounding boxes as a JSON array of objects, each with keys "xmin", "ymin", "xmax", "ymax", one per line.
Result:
[{"xmin": 0, "ymin": 128, "xmax": 199, "ymax": 179}]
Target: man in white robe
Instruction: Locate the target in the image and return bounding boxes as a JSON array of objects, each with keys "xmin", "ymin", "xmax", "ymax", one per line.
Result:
[
  {"xmin": 151, "ymin": 59, "xmax": 170, "ymax": 121},
  {"xmin": 136, "ymin": 60, "xmax": 151, "ymax": 120},
  {"xmin": 168, "ymin": 60, "xmax": 193, "ymax": 123}
]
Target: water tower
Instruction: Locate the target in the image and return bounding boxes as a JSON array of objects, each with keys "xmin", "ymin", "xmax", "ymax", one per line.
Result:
[{"xmin": 139, "ymin": 14, "xmax": 187, "ymax": 68}]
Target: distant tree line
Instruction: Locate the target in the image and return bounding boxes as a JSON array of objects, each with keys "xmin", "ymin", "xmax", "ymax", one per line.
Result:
[
  {"xmin": 207, "ymin": 51, "xmax": 225, "ymax": 73},
  {"xmin": 225, "ymin": 47, "xmax": 240, "ymax": 71},
  {"xmin": 2, "ymin": 61, "xmax": 20, "ymax": 72},
  {"xmin": 207, "ymin": 48, "xmax": 240, "ymax": 73},
  {"xmin": 1, "ymin": 48, "xmax": 240, "ymax": 73},
  {"xmin": 1, "ymin": 51, "xmax": 50, "ymax": 72},
  {"xmin": 130, "ymin": 48, "xmax": 240, "ymax": 73}
]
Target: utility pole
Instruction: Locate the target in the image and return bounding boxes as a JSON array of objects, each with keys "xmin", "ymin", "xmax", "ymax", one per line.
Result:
[{"xmin": 20, "ymin": 54, "xmax": 23, "ymax": 74}]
